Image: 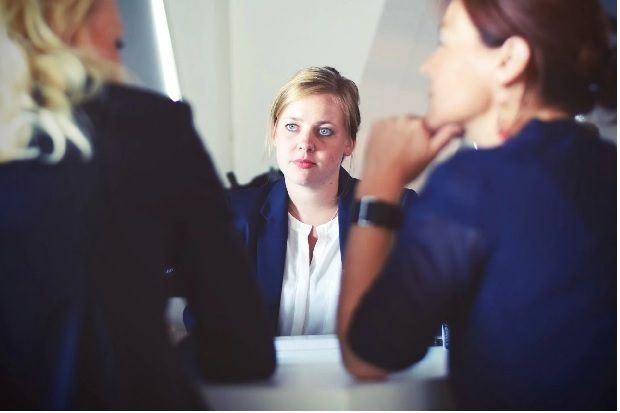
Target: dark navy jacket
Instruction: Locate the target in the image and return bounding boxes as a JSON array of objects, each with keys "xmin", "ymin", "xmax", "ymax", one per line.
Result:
[
  {"xmin": 348, "ymin": 119, "xmax": 616, "ymax": 410},
  {"xmin": 0, "ymin": 84, "xmax": 275, "ymax": 409},
  {"xmin": 227, "ymin": 167, "xmax": 417, "ymax": 333}
]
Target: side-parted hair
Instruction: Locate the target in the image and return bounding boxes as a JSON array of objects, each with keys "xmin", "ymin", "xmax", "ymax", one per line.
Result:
[
  {"xmin": 268, "ymin": 66, "xmax": 361, "ymax": 146},
  {"xmin": 461, "ymin": 0, "xmax": 615, "ymax": 116},
  {"xmin": 0, "ymin": 0, "xmax": 125, "ymax": 164}
]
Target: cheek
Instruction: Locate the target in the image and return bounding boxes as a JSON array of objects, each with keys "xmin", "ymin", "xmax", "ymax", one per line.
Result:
[
  {"xmin": 273, "ymin": 137, "xmax": 291, "ymax": 167},
  {"xmin": 94, "ymin": 37, "xmax": 120, "ymax": 62},
  {"xmin": 428, "ymin": 53, "xmax": 493, "ymax": 126},
  {"xmin": 326, "ymin": 153, "xmax": 339, "ymax": 163},
  {"xmin": 88, "ymin": 10, "xmax": 123, "ymax": 62},
  {"xmin": 78, "ymin": 25, "xmax": 119, "ymax": 63},
  {"xmin": 325, "ymin": 145, "xmax": 347, "ymax": 164}
]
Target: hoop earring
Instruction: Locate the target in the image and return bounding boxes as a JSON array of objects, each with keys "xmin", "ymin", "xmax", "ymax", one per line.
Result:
[{"xmin": 496, "ymin": 101, "xmax": 518, "ymax": 141}]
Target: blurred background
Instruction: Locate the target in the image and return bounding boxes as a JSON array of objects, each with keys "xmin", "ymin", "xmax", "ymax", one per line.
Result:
[{"xmin": 118, "ymin": 0, "xmax": 617, "ymax": 191}]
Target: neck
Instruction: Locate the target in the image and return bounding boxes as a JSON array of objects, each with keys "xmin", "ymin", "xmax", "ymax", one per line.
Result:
[
  {"xmin": 466, "ymin": 108, "xmax": 499, "ymax": 148},
  {"xmin": 467, "ymin": 103, "xmax": 569, "ymax": 149},
  {"xmin": 286, "ymin": 178, "xmax": 339, "ymax": 227}
]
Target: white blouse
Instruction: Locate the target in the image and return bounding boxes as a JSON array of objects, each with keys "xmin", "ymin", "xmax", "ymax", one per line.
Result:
[{"xmin": 278, "ymin": 213, "xmax": 342, "ymax": 336}]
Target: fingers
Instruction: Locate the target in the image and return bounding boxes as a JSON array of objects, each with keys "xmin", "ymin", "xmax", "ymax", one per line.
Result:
[
  {"xmin": 367, "ymin": 116, "xmax": 425, "ymax": 152},
  {"xmin": 399, "ymin": 114, "xmax": 427, "ymax": 131},
  {"xmin": 364, "ymin": 115, "xmax": 459, "ymax": 185},
  {"xmin": 402, "ymin": 114, "xmax": 423, "ymax": 122}
]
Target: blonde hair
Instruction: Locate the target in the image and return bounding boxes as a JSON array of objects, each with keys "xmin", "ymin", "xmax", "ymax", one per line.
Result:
[
  {"xmin": 0, "ymin": 0, "xmax": 125, "ymax": 164},
  {"xmin": 267, "ymin": 66, "xmax": 361, "ymax": 148}
]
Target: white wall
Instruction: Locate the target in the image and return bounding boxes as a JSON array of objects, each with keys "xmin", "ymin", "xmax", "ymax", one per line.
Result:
[
  {"xmin": 163, "ymin": 0, "xmax": 453, "ymax": 188},
  {"xmin": 118, "ymin": 1, "xmax": 166, "ymax": 95},
  {"xmin": 228, "ymin": 0, "xmax": 386, "ymax": 184},
  {"xmin": 164, "ymin": 0, "xmax": 386, "ymax": 184},
  {"xmin": 165, "ymin": 0, "xmax": 234, "ymax": 177},
  {"xmin": 131, "ymin": 0, "xmax": 615, "ymax": 189},
  {"xmin": 353, "ymin": 0, "xmax": 461, "ymax": 191}
]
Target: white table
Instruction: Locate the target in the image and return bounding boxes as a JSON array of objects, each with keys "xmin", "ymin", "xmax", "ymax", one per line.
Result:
[{"xmin": 200, "ymin": 335, "xmax": 454, "ymax": 410}]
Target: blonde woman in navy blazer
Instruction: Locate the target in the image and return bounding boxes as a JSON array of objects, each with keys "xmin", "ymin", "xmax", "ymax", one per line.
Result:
[
  {"xmin": 0, "ymin": 0, "xmax": 274, "ymax": 408},
  {"xmin": 227, "ymin": 67, "xmax": 416, "ymax": 335}
]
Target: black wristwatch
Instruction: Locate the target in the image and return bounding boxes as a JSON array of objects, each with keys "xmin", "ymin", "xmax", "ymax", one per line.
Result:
[{"xmin": 351, "ymin": 195, "xmax": 404, "ymax": 230}]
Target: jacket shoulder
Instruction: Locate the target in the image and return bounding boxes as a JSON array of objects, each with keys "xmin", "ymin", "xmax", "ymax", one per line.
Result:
[
  {"xmin": 84, "ymin": 84, "xmax": 192, "ymax": 126},
  {"xmin": 107, "ymin": 84, "xmax": 184, "ymax": 109},
  {"xmin": 227, "ymin": 182, "xmax": 276, "ymax": 220}
]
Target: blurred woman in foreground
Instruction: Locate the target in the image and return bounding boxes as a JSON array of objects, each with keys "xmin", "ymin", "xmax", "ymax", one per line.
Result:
[
  {"xmin": 338, "ymin": 0, "xmax": 615, "ymax": 409},
  {"xmin": 0, "ymin": 0, "xmax": 274, "ymax": 409}
]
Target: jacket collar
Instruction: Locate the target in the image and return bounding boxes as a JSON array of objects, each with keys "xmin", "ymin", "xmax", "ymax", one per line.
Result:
[
  {"xmin": 260, "ymin": 167, "xmax": 355, "ymax": 220},
  {"xmin": 256, "ymin": 167, "xmax": 357, "ymax": 331},
  {"xmin": 257, "ymin": 179, "xmax": 288, "ymax": 330},
  {"xmin": 336, "ymin": 168, "xmax": 356, "ymax": 254}
]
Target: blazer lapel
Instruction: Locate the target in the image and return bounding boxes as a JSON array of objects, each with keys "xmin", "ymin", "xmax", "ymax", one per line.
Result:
[
  {"xmin": 337, "ymin": 168, "xmax": 357, "ymax": 258},
  {"xmin": 257, "ymin": 179, "xmax": 288, "ymax": 330}
]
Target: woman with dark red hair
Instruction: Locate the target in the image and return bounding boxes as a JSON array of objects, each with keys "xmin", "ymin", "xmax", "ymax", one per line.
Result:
[{"xmin": 338, "ymin": 0, "xmax": 615, "ymax": 409}]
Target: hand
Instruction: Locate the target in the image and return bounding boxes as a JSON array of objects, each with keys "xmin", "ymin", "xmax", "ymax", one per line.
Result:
[{"xmin": 362, "ymin": 116, "xmax": 462, "ymax": 187}]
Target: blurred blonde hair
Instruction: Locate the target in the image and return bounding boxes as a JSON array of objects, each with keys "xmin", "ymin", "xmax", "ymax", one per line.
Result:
[
  {"xmin": 267, "ymin": 66, "xmax": 361, "ymax": 151},
  {"xmin": 0, "ymin": 0, "xmax": 125, "ymax": 164}
]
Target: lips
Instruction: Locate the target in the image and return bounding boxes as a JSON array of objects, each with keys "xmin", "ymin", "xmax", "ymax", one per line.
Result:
[{"xmin": 292, "ymin": 159, "xmax": 316, "ymax": 169}]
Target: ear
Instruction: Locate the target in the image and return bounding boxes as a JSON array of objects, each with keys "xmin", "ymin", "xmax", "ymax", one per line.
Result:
[
  {"xmin": 270, "ymin": 124, "xmax": 277, "ymax": 146},
  {"xmin": 496, "ymin": 36, "xmax": 531, "ymax": 86},
  {"xmin": 343, "ymin": 136, "xmax": 355, "ymax": 157}
]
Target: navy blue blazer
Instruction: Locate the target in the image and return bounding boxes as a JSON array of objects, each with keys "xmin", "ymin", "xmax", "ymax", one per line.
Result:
[
  {"xmin": 0, "ymin": 84, "xmax": 275, "ymax": 409},
  {"xmin": 348, "ymin": 119, "xmax": 616, "ymax": 409},
  {"xmin": 227, "ymin": 167, "xmax": 417, "ymax": 333}
]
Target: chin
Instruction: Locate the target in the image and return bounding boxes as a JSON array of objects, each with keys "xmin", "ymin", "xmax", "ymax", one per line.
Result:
[
  {"xmin": 425, "ymin": 104, "xmax": 445, "ymax": 129},
  {"xmin": 425, "ymin": 110, "xmax": 464, "ymax": 133},
  {"xmin": 290, "ymin": 173, "xmax": 330, "ymax": 190},
  {"xmin": 424, "ymin": 113, "xmax": 446, "ymax": 131},
  {"xmin": 284, "ymin": 168, "xmax": 313, "ymax": 186}
]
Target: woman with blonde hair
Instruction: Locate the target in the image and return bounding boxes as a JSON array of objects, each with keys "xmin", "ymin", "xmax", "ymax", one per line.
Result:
[
  {"xmin": 0, "ymin": 0, "xmax": 274, "ymax": 409},
  {"xmin": 338, "ymin": 0, "xmax": 615, "ymax": 409},
  {"xmin": 224, "ymin": 66, "xmax": 416, "ymax": 336}
]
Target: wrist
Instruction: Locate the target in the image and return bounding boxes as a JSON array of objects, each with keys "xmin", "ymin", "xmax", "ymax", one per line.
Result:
[
  {"xmin": 356, "ymin": 176, "xmax": 403, "ymax": 204},
  {"xmin": 350, "ymin": 195, "xmax": 404, "ymax": 230}
]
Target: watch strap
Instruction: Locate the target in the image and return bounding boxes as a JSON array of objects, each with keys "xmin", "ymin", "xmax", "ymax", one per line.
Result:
[{"xmin": 350, "ymin": 195, "xmax": 403, "ymax": 229}]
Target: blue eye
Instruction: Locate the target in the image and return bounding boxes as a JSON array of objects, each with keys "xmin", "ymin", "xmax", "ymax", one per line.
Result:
[
  {"xmin": 285, "ymin": 123, "xmax": 298, "ymax": 132},
  {"xmin": 318, "ymin": 127, "xmax": 333, "ymax": 136}
]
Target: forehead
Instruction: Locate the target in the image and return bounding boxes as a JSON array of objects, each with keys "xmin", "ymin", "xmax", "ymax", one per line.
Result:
[
  {"xmin": 441, "ymin": 0, "xmax": 479, "ymax": 39},
  {"xmin": 280, "ymin": 93, "xmax": 345, "ymax": 124}
]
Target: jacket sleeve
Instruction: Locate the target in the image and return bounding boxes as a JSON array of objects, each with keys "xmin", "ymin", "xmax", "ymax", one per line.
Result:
[
  {"xmin": 348, "ymin": 157, "xmax": 486, "ymax": 371},
  {"xmin": 166, "ymin": 102, "xmax": 275, "ymax": 381}
]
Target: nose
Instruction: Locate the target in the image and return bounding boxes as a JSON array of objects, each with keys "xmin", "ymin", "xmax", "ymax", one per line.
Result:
[{"xmin": 297, "ymin": 130, "xmax": 315, "ymax": 152}]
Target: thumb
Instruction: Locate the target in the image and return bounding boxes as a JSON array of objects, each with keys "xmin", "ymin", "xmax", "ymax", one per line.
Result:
[{"xmin": 429, "ymin": 124, "xmax": 463, "ymax": 155}]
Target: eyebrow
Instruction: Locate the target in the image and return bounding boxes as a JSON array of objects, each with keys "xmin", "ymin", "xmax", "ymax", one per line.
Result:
[{"xmin": 283, "ymin": 117, "xmax": 335, "ymax": 125}]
